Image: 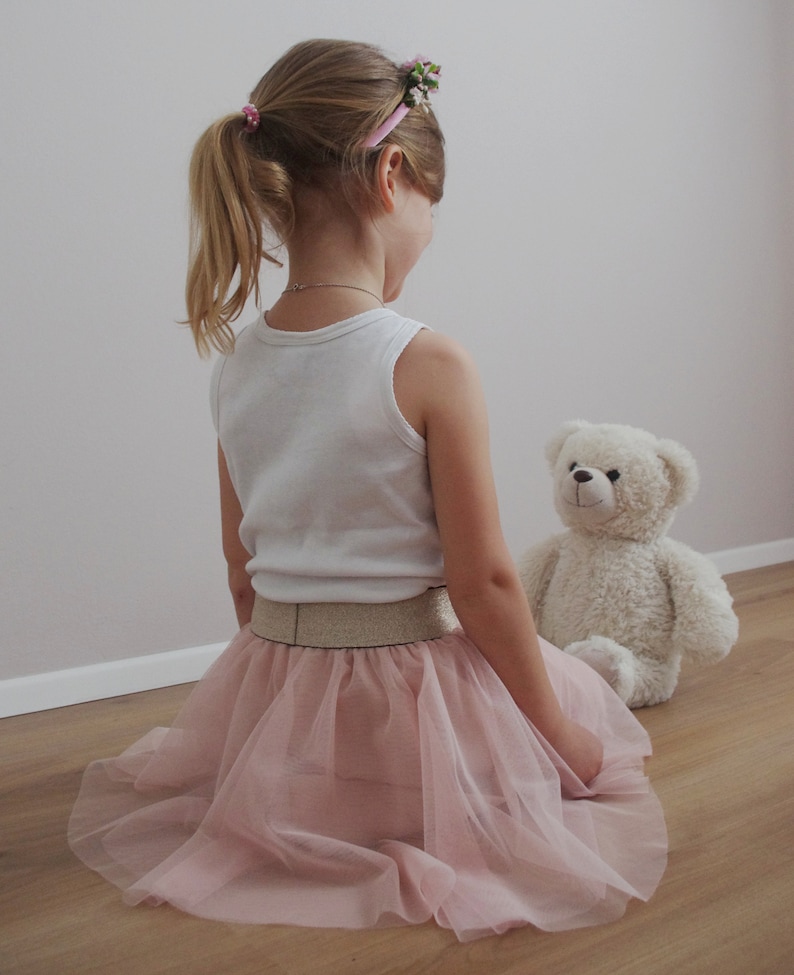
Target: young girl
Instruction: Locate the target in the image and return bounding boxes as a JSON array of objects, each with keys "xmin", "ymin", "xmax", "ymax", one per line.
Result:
[{"xmin": 69, "ymin": 39, "xmax": 667, "ymax": 941}]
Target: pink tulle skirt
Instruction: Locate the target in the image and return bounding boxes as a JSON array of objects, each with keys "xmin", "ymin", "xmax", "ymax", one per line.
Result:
[{"xmin": 68, "ymin": 628, "xmax": 667, "ymax": 941}]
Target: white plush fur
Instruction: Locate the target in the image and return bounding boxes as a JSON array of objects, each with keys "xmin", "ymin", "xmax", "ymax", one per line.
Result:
[{"xmin": 518, "ymin": 421, "xmax": 739, "ymax": 708}]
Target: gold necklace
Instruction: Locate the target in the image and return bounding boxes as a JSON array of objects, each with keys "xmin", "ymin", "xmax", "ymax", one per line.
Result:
[{"xmin": 282, "ymin": 282, "xmax": 385, "ymax": 307}]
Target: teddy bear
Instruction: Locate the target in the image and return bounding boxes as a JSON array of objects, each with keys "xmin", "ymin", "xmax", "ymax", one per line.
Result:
[{"xmin": 518, "ymin": 420, "xmax": 738, "ymax": 708}]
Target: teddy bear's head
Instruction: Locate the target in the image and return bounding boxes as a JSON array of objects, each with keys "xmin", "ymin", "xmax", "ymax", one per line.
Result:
[{"xmin": 545, "ymin": 421, "xmax": 699, "ymax": 543}]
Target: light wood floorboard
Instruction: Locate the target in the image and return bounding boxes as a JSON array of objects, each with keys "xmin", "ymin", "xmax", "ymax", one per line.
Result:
[{"xmin": 2, "ymin": 563, "xmax": 793, "ymax": 975}]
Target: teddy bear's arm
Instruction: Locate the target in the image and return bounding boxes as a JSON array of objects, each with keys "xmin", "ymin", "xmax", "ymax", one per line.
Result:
[
  {"xmin": 660, "ymin": 540, "xmax": 739, "ymax": 665},
  {"xmin": 517, "ymin": 535, "xmax": 562, "ymax": 620}
]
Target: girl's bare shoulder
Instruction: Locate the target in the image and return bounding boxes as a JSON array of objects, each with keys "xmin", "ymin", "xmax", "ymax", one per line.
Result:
[{"xmin": 399, "ymin": 326, "xmax": 479, "ymax": 384}]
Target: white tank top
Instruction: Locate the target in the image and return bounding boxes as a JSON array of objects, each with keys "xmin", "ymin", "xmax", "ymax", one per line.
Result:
[{"xmin": 210, "ymin": 309, "xmax": 445, "ymax": 602}]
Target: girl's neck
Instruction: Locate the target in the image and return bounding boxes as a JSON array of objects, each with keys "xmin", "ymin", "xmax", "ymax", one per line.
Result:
[{"xmin": 266, "ymin": 196, "xmax": 388, "ymax": 332}]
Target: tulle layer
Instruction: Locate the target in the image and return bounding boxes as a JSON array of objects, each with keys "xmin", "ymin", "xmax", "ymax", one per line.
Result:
[{"xmin": 68, "ymin": 628, "xmax": 667, "ymax": 941}]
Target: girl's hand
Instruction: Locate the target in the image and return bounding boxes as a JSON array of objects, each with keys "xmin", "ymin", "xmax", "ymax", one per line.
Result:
[{"xmin": 546, "ymin": 716, "xmax": 604, "ymax": 785}]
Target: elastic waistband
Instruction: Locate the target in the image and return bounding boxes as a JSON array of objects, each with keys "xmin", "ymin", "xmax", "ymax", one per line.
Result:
[{"xmin": 250, "ymin": 587, "xmax": 458, "ymax": 648}]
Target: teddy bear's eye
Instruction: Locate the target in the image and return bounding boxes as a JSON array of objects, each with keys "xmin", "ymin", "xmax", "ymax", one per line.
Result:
[
  {"xmin": 607, "ymin": 469, "xmax": 621, "ymax": 482},
  {"xmin": 569, "ymin": 462, "xmax": 578, "ymax": 472}
]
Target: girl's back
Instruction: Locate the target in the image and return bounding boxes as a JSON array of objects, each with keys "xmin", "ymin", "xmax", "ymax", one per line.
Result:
[{"xmin": 211, "ymin": 309, "xmax": 444, "ymax": 603}]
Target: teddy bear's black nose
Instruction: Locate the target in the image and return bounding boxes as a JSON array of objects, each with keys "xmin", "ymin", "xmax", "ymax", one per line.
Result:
[{"xmin": 573, "ymin": 469, "xmax": 593, "ymax": 483}]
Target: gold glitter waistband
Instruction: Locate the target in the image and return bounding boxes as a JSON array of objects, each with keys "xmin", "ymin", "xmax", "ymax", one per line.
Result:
[{"xmin": 250, "ymin": 587, "xmax": 458, "ymax": 648}]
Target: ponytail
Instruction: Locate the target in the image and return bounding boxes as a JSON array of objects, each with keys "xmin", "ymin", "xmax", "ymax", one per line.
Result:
[{"xmin": 185, "ymin": 115, "xmax": 293, "ymax": 357}]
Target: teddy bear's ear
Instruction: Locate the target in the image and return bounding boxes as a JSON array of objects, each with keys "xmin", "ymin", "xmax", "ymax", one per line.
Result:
[
  {"xmin": 545, "ymin": 420, "xmax": 591, "ymax": 469},
  {"xmin": 657, "ymin": 438, "xmax": 700, "ymax": 506}
]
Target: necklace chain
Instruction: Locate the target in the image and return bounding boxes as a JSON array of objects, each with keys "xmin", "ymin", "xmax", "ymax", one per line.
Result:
[{"xmin": 282, "ymin": 282, "xmax": 385, "ymax": 307}]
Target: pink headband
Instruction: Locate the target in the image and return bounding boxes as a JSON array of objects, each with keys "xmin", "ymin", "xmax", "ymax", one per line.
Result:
[
  {"xmin": 241, "ymin": 103, "xmax": 260, "ymax": 134},
  {"xmin": 363, "ymin": 57, "xmax": 440, "ymax": 148}
]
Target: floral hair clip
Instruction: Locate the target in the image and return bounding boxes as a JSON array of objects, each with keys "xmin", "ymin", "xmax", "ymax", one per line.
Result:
[
  {"xmin": 363, "ymin": 57, "xmax": 441, "ymax": 148},
  {"xmin": 402, "ymin": 58, "xmax": 441, "ymax": 109}
]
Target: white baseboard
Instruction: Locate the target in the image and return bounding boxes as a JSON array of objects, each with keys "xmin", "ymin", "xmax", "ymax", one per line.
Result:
[
  {"xmin": 707, "ymin": 537, "xmax": 794, "ymax": 576},
  {"xmin": 2, "ymin": 538, "xmax": 792, "ymax": 719},
  {"xmin": 0, "ymin": 641, "xmax": 228, "ymax": 719}
]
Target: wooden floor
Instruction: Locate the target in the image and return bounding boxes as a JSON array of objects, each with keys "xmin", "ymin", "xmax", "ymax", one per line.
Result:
[{"xmin": 2, "ymin": 563, "xmax": 793, "ymax": 975}]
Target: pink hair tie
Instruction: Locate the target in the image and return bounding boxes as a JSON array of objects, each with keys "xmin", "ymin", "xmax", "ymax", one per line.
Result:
[
  {"xmin": 241, "ymin": 103, "xmax": 260, "ymax": 134},
  {"xmin": 364, "ymin": 57, "xmax": 440, "ymax": 148}
]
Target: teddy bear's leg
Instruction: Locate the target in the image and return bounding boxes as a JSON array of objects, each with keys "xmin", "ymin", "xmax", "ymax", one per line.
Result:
[{"xmin": 564, "ymin": 637, "xmax": 639, "ymax": 705}]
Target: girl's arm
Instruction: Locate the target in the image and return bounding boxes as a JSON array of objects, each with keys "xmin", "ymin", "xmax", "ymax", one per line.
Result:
[
  {"xmin": 218, "ymin": 442, "xmax": 255, "ymax": 628},
  {"xmin": 394, "ymin": 331, "xmax": 603, "ymax": 783}
]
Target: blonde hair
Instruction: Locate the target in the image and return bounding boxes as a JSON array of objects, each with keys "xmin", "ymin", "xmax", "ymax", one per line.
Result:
[{"xmin": 185, "ymin": 39, "xmax": 445, "ymax": 356}]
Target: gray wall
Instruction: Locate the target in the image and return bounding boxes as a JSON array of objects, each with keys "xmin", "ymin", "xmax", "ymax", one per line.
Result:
[{"xmin": 2, "ymin": 0, "xmax": 793, "ymax": 682}]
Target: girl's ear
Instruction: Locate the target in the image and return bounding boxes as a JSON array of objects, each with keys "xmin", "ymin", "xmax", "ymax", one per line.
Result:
[{"xmin": 376, "ymin": 145, "xmax": 405, "ymax": 213}]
